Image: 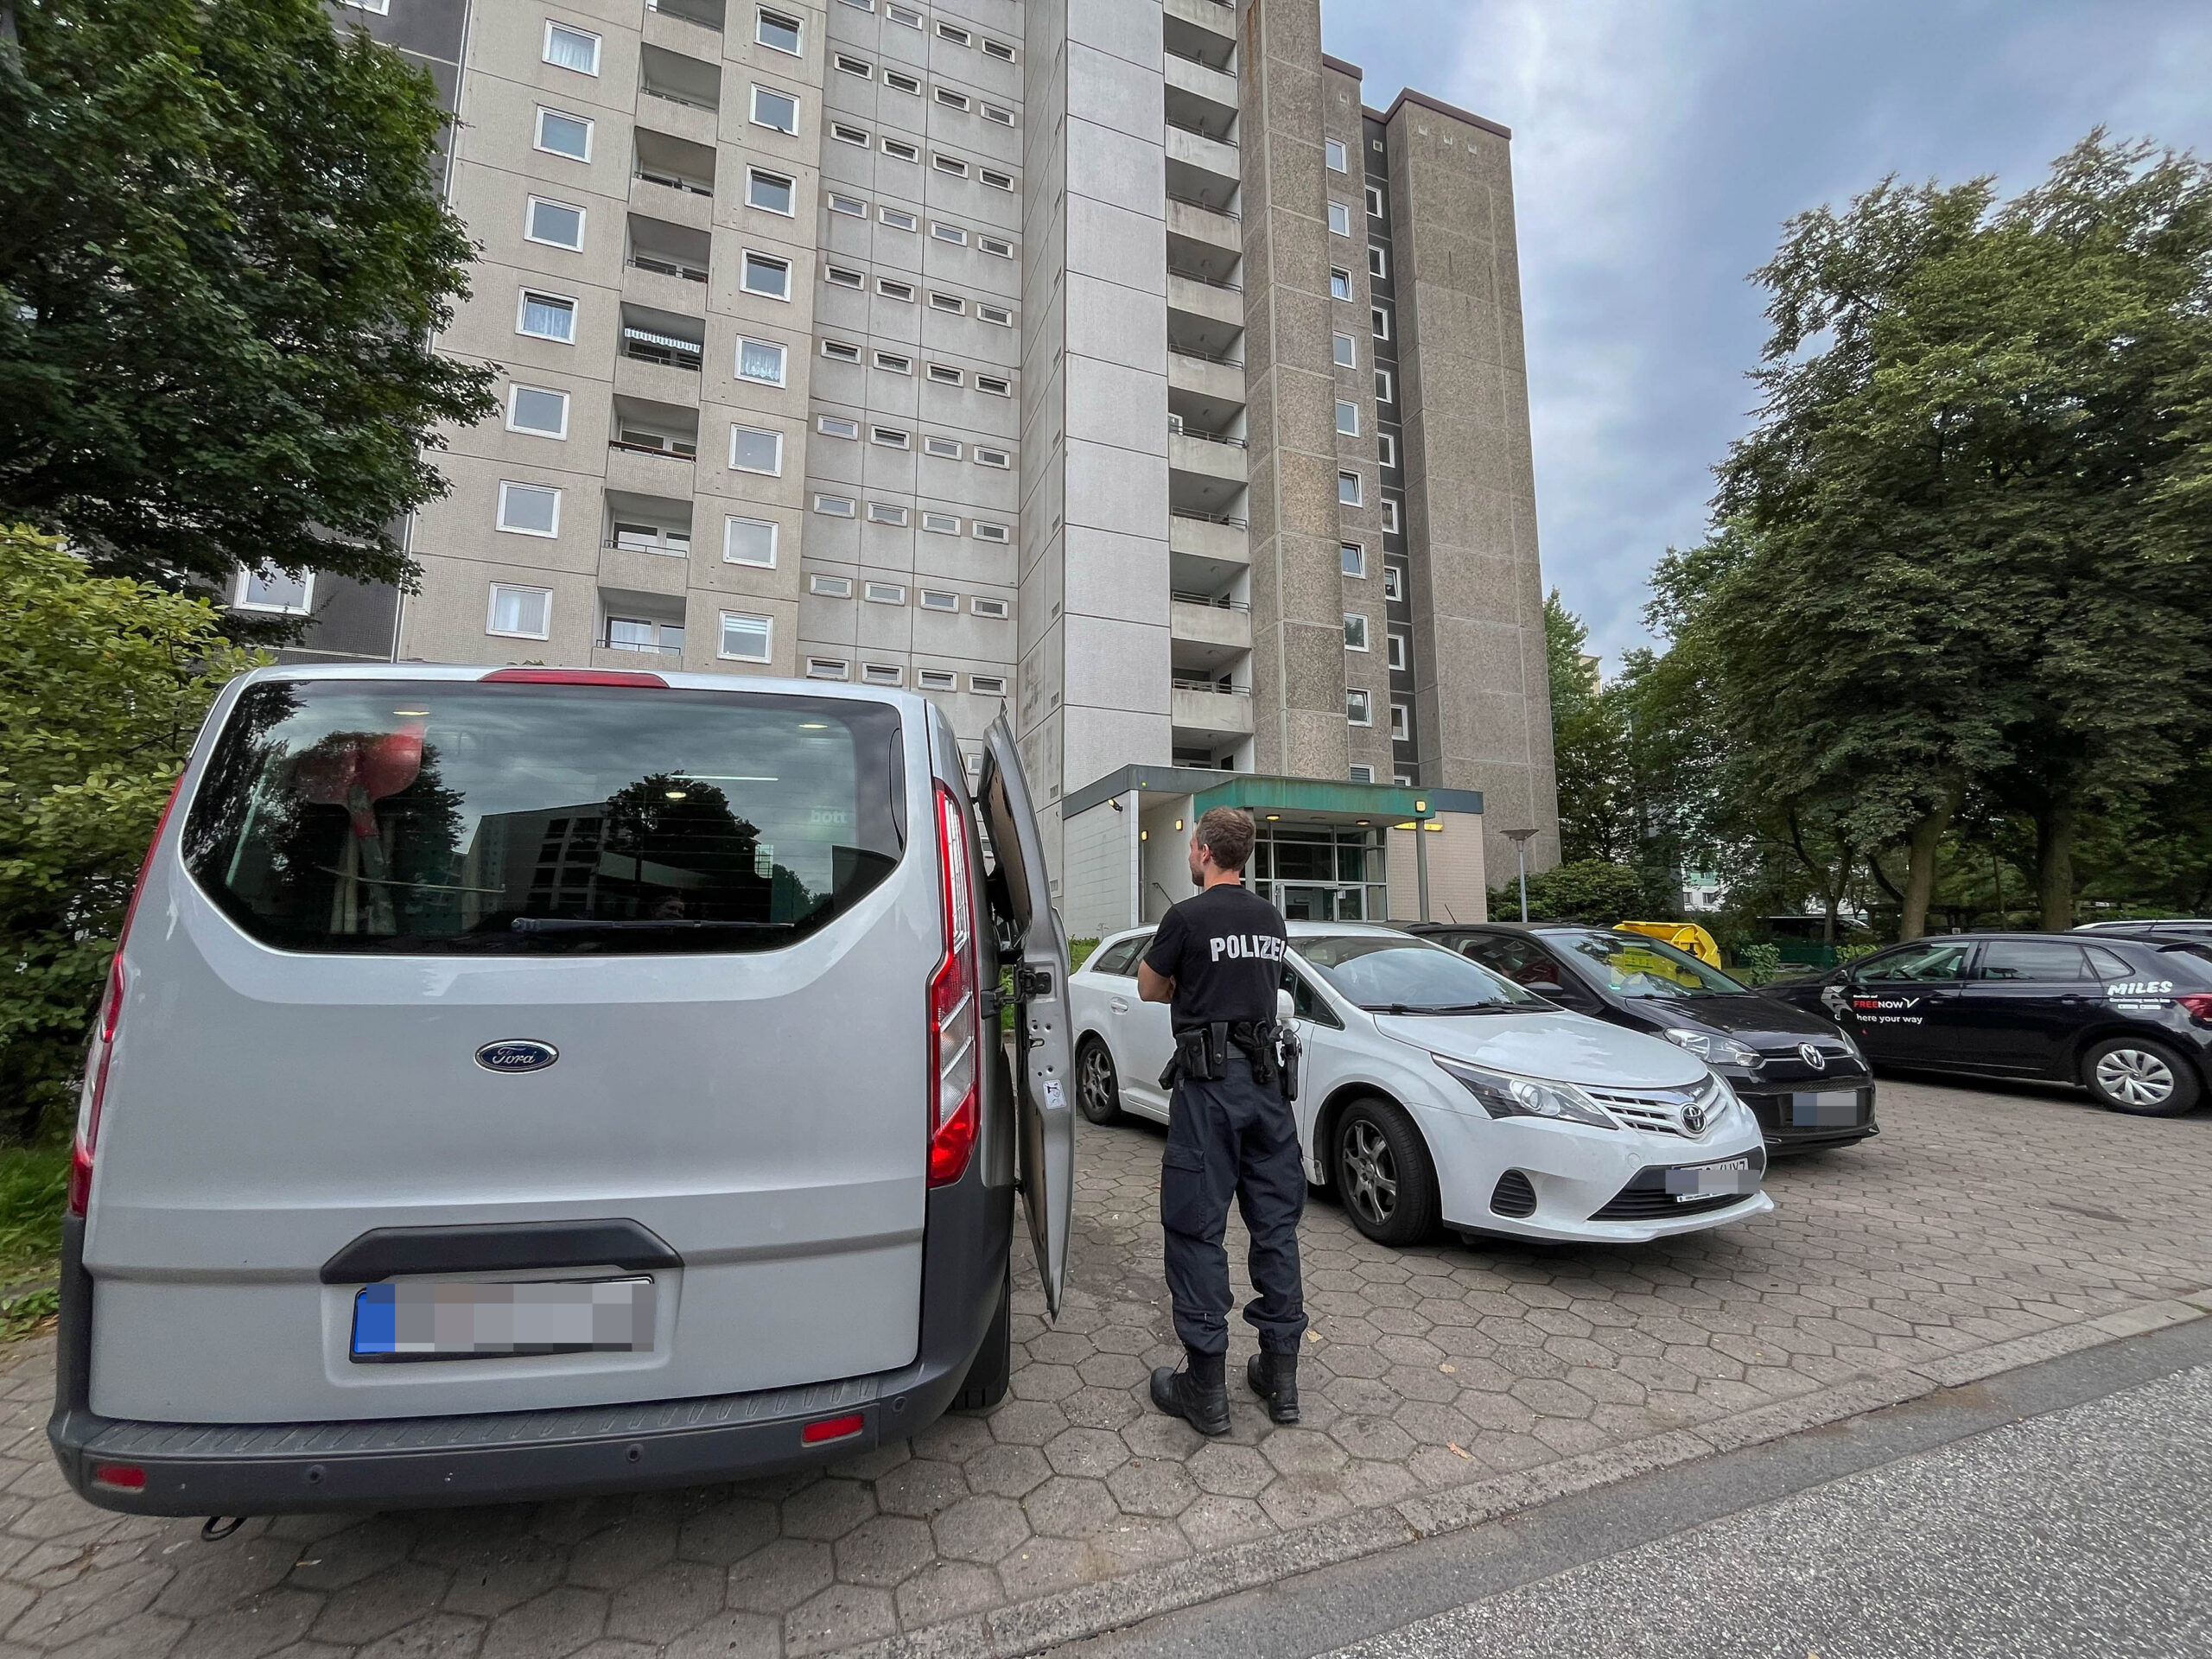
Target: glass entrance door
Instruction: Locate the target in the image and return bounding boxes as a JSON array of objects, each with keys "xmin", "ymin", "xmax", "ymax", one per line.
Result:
[{"xmin": 1275, "ymin": 884, "xmax": 1368, "ymax": 921}]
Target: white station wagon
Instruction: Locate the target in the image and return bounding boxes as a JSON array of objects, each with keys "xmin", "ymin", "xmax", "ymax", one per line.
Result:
[{"xmin": 1071, "ymin": 922, "xmax": 1773, "ymax": 1247}]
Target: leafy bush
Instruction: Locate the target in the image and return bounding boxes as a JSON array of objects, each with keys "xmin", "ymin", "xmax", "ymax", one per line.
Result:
[
  {"xmin": 1731, "ymin": 942, "xmax": 1783, "ymax": 985},
  {"xmin": 0, "ymin": 1146, "xmax": 67, "ymax": 1281},
  {"xmin": 0, "ymin": 527, "xmax": 264, "ymax": 1139},
  {"xmin": 1488, "ymin": 861, "xmax": 1648, "ymax": 925},
  {"xmin": 1837, "ymin": 943, "xmax": 1885, "ymax": 967}
]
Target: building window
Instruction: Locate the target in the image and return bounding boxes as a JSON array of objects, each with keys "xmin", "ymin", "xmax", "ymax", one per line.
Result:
[
  {"xmin": 1372, "ymin": 306, "xmax": 1390, "ymax": 340},
  {"xmin": 868, "ymin": 502, "xmax": 908, "ymax": 524},
  {"xmin": 1395, "ymin": 772, "xmax": 1413, "ymax": 786},
  {"xmin": 937, "ymin": 20, "xmax": 970, "ymax": 44},
  {"xmin": 983, "ymin": 37, "xmax": 1015, "ymax": 61},
  {"xmin": 747, "ymin": 168, "xmax": 796, "ymax": 215},
  {"xmin": 810, "ymin": 574, "xmax": 853, "ymax": 597},
  {"xmin": 725, "ymin": 516, "xmax": 778, "ymax": 566},
  {"xmin": 830, "ymin": 123, "xmax": 870, "ymax": 148},
  {"xmin": 979, "ymin": 235, "xmax": 1014, "ymax": 258},
  {"xmin": 870, "ymin": 426, "xmax": 910, "ymax": 449},
  {"xmin": 605, "ymin": 616, "xmax": 683, "ymax": 657},
  {"xmin": 917, "ymin": 669, "xmax": 958, "ymax": 690},
  {"xmin": 1338, "ymin": 471, "xmax": 1363, "ymax": 506},
  {"xmin": 611, "ymin": 521, "xmax": 687, "ymax": 556},
  {"xmin": 976, "ymin": 374, "xmax": 1011, "ymax": 396},
  {"xmin": 979, "ymin": 168, "xmax": 1014, "ymax": 191},
  {"xmin": 1366, "ymin": 184, "xmax": 1385, "ymax": 217},
  {"xmin": 1388, "ymin": 632, "xmax": 1408, "ymax": 671},
  {"xmin": 974, "ymin": 446, "xmax": 1010, "ymax": 468},
  {"xmin": 862, "ymin": 664, "xmax": 903, "ymax": 686},
  {"xmin": 932, "ymin": 222, "xmax": 968, "ymax": 245},
  {"xmin": 1390, "ymin": 702, "xmax": 1410, "ymax": 740},
  {"xmin": 729, "ymin": 425, "xmax": 783, "ymax": 474},
  {"xmin": 825, "ymin": 265, "xmax": 864, "ymax": 289},
  {"xmin": 813, "ymin": 493, "xmax": 856, "ymax": 517},
  {"xmin": 1381, "ymin": 497, "xmax": 1402, "ymax": 532},
  {"xmin": 973, "ymin": 521, "xmax": 1010, "ymax": 543},
  {"xmin": 933, "ymin": 155, "xmax": 969, "ymax": 178},
  {"xmin": 517, "ymin": 289, "xmax": 576, "ymax": 341},
  {"xmin": 1345, "ymin": 689, "xmax": 1372, "ymax": 726},
  {"xmin": 752, "ymin": 85, "xmax": 799, "ymax": 133},
  {"xmin": 982, "ymin": 103, "xmax": 1014, "ymax": 127},
  {"xmin": 977, "ymin": 302, "xmax": 1014, "ymax": 326},
  {"xmin": 1340, "ymin": 542, "xmax": 1366, "ymax": 577},
  {"xmin": 755, "ymin": 8, "xmax": 803, "ymax": 54},
  {"xmin": 927, "ymin": 365, "xmax": 963, "ymax": 386},
  {"xmin": 741, "ymin": 251, "xmax": 791, "ymax": 299},
  {"xmin": 883, "ymin": 69, "xmax": 921, "ymax": 94},
  {"xmin": 525, "ymin": 198, "xmax": 585, "ymax": 251},
  {"xmin": 969, "ymin": 674, "xmax": 1006, "ymax": 695},
  {"xmin": 817, "ymin": 414, "xmax": 859, "ymax": 438},
  {"xmin": 874, "ymin": 350, "xmax": 913, "ymax": 375},
  {"xmin": 808, "ymin": 657, "xmax": 851, "ymax": 679},
  {"xmin": 879, "ymin": 277, "xmax": 916, "ymax": 302},
  {"xmin": 930, "ymin": 292, "xmax": 965, "ymax": 315},
  {"xmin": 543, "ymin": 22, "xmax": 601, "ymax": 74},
  {"xmin": 1377, "ymin": 431, "xmax": 1398, "ymax": 467},
  {"xmin": 882, "ymin": 137, "xmax": 919, "ymax": 161},
  {"xmin": 834, "ymin": 53, "xmax": 872, "ymax": 78},
  {"xmin": 971, "ymin": 596, "xmax": 1010, "ymax": 619},
  {"xmin": 919, "ymin": 588, "xmax": 959, "ymax": 612},
  {"xmin": 887, "ymin": 2, "xmax": 921, "ymax": 25},
  {"xmin": 1333, "ymin": 332, "xmax": 1356, "ymax": 367},
  {"xmin": 922, "ymin": 512, "xmax": 960, "ymax": 534},
  {"xmin": 864, "ymin": 581, "xmax": 906, "ymax": 604},
  {"xmin": 924, "ymin": 435, "xmax": 961, "ymax": 458},
  {"xmin": 1369, "ymin": 245, "xmax": 1388, "ymax": 278},
  {"xmin": 1327, "ymin": 200, "xmax": 1351, "ymax": 236},
  {"xmin": 1344, "ymin": 613, "xmax": 1370, "ymax": 651},
  {"xmin": 880, "ymin": 206, "xmax": 918, "ymax": 231},
  {"xmin": 737, "ymin": 337, "xmax": 787, "ymax": 385},
  {"xmin": 506, "ymin": 384, "xmax": 569, "ymax": 438},
  {"xmin": 1330, "ymin": 268, "xmax": 1352, "ymax": 301},
  {"xmin": 1383, "ymin": 565, "xmax": 1403, "ymax": 601},
  {"xmin": 1348, "ymin": 764, "xmax": 1374, "ymax": 784},
  {"xmin": 1325, "ymin": 137, "xmax": 1348, "ymax": 172},
  {"xmin": 1336, "ymin": 400, "xmax": 1359, "ymax": 436},
  {"xmin": 236, "ymin": 566, "xmax": 313, "ymax": 614},
  {"xmin": 487, "ymin": 583, "xmax": 552, "ymax": 639},
  {"xmin": 935, "ymin": 87, "xmax": 970, "ymax": 111},
  {"xmin": 1376, "ymin": 367, "xmax": 1395, "ymax": 403},
  {"xmin": 534, "ymin": 107, "xmax": 593, "ymax": 162},
  {"xmin": 496, "ymin": 480, "xmax": 561, "ymax": 537},
  {"xmin": 719, "ymin": 610, "xmax": 772, "ymax": 662},
  {"xmin": 829, "ymin": 193, "xmax": 866, "ymax": 219},
  {"xmin": 821, "ymin": 339, "xmax": 861, "ymax": 363}
]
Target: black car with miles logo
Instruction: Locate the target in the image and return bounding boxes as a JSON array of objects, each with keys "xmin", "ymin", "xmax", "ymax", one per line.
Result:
[
  {"xmin": 1408, "ymin": 924, "xmax": 1877, "ymax": 1154},
  {"xmin": 1766, "ymin": 932, "xmax": 2212, "ymax": 1116}
]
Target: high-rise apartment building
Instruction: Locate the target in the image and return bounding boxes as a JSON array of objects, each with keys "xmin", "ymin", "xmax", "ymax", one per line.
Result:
[{"xmin": 302, "ymin": 0, "xmax": 1559, "ymax": 926}]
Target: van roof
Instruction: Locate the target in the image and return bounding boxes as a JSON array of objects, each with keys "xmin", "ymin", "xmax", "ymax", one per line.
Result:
[{"xmin": 228, "ymin": 662, "xmax": 932, "ymax": 713}]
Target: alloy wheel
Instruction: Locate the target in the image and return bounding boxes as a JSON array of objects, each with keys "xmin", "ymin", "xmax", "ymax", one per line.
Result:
[
  {"xmin": 2094, "ymin": 1047, "xmax": 2176, "ymax": 1108},
  {"xmin": 1340, "ymin": 1120, "xmax": 1398, "ymax": 1226},
  {"xmin": 1078, "ymin": 1043, "xmax": 1117, "ymax": 1118}
]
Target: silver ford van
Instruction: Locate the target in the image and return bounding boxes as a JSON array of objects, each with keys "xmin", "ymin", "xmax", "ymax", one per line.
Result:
[{"xmin": 48, "ymin": 664, "xmax": 1072, "ymax": 1515}]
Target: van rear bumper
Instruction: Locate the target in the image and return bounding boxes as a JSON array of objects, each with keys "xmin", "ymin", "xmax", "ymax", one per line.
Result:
[{"xmin": 50, "ymin": 1156, "xmax": 1014, "ymax": 1515}]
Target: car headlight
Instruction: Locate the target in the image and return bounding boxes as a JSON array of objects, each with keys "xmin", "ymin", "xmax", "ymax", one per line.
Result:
[
  {"xmin": 1663, "ymin": 1028, "xmax": 1763, "ymax": 1068},
  {"xmin": 1433, "ymin": 1057, "xmax": 1619, "ymax": 1129}
]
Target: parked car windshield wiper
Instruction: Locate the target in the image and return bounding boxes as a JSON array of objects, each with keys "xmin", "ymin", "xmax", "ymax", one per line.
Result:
[{"xmin": 1363, "ymin": 1001, "xmax": 1513, "ymax": 1015}]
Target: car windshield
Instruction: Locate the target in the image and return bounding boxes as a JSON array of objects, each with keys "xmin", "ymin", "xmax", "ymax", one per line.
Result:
[
  {"xmin": 183, "ymin": 679, "xmax": 906, "ymax": 954},
  {"xmin": 1560, "ymin": 932, "xmax": 1747, "ymax": 998},
  {"xmin": 1294, "ymin": 935, "xmax": 1543, "ymax": 1012}
]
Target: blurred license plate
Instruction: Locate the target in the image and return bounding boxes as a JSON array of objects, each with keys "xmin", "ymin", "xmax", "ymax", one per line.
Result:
[
  {"xmin": 1789, "ymin": 1090, "xmax": 1861, "ymax": 1128},
  {"xmin": 1666, "ymin": 1158, "xmax": 1753, "ymax": 1201},
  {"xmin": 351, "ymin": 1277, "xmax": 654, "ymax": 1363}
]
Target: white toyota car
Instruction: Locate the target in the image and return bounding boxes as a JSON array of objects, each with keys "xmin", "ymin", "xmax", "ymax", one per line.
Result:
[{"xmin": 1071, "ymin": 922, "xmax": 1774, "ymax": 1247}]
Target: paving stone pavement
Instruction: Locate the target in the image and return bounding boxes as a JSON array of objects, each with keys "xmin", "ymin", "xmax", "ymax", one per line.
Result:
[{"xmin": 1, "ymin": 1076, "xmax": 2207, "ymax": 1658}]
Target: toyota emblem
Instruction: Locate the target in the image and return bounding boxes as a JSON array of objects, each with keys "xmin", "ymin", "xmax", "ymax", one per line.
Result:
[
  {"xmin": 1681, "ymin": 1102, "xmax": 1708, "ymax": 1135},
  {"xmin": 1800, "ymin": 1042, "xmax": 1827, "ymax": 1071}
]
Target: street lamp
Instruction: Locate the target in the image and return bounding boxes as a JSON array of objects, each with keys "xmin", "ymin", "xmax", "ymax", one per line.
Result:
[{"xmin": 1501, "ymin": 828, "xmax": 1541, "ymax": 923}]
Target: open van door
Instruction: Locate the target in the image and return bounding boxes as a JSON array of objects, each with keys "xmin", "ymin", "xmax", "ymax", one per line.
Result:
[{"xmin": 976, "ymin": 715, "xmax": 1074, "ymax": 1319}]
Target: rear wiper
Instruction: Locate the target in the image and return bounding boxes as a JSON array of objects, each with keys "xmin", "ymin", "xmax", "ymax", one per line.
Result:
[
  {"xmin": 510, "ymin": 918, "xmax": 796, "ymax": 933},
  {"xmin": 1363, "ymin": 1002, "xmax": 1510, "ymax": 1015}
]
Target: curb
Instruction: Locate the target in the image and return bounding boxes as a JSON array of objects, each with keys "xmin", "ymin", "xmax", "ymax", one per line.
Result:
[{"xmin": 836, "ymin": 1292, "xmax": 2212, "ymax": 1659}]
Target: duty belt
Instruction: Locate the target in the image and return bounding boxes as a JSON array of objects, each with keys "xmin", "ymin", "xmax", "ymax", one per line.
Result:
[{"xmin": 1160, "ymin": 1019, "xmax": 1302, "ymax": 1103}]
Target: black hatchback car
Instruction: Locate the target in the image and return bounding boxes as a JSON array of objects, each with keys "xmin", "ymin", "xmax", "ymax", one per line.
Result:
[
  {"xmin": 1410, "ymin": 924, "xmax": 1877, "ymax": 1153},
  {"xmin": 1766, "ymin": 932, "xmax": 2212, "ymax": 1116}
]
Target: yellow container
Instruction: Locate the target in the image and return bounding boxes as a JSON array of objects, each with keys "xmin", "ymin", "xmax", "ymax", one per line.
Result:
[{"xmin": 1614, "ymin": 920, "xmax": 1722, "ymax": 967}]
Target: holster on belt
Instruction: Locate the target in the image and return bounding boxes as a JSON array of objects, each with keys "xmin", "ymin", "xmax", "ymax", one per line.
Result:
[
  {"xmin": 1160, "ymin": 1025, "xmax": 1224, "ymax": 1091},
  {"xmin": 1159, "ymin": 1020, "xmax": 1301, "ymax": 1101}
]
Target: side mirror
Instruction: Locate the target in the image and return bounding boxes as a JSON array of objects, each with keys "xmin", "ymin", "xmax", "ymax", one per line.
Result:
[
  {"xmin": 1277, "ymin": 988, "xmax": 1297, "ymax": 1022},
  {"xmin": 1527, "ymin": 977, "xmax": 1566, "ymax": 995}
]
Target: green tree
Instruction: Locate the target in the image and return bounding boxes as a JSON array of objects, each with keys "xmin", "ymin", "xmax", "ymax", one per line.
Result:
[
  {"xmin": 0, "ymin": 0, "xmax": 496, "ymax": 596},
  {"xmin": 1545, "ymin": 590, "xmax": 1631, "ymax": 864},
  {"xmin": 1490, "ymin": 860, "xmax": 1647, "ymax": 926},
  {"xmin": 1711, "ymin": 135, "xmax": 2212, "ymax": 934},
  {"xmin": 0, "ymin": 526, "xmax": 264, "ymax": 1137}
]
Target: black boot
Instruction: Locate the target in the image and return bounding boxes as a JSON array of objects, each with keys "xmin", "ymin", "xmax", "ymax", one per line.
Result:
[
  {"xmin": 1149, "ymin": 1351, "xmax": 1230, "ymax": 1436},
  {"xmin": 1246, "ymin": 1350, "xmax": 1300, "ymax": 1425}
]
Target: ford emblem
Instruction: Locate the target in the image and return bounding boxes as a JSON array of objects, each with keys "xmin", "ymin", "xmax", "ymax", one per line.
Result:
[
  {"xmin": 1800, "ymin": 1042, "xmax": 1827, "ymax": 1072},
  {"xmin": 475, "ymin": 1039, "xmax": 559, "ymax": 1074}
]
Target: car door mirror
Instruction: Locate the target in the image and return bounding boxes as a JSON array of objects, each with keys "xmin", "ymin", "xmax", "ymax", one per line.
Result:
[{"xmin": 1277, "ymin": 988, "xmax": 1297, "ymax": 1023}]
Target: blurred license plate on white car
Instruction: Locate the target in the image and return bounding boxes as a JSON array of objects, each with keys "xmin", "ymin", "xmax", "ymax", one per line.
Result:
[
  {"xmin": 351, "ymin": 1277, "xmax": 655, "ymax": 1363},
  {"xmin": 1666, "ymin": 1158, "xmax": 1754, "ymax": 1201}
]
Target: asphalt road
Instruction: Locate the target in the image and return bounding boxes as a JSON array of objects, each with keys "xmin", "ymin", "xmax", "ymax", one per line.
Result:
[{"xmin": 1054, "ymin": 1313, "xmax": 2212, "ymax": 1659}]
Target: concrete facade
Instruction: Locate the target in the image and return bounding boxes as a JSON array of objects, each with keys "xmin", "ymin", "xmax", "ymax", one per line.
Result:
[{"xmin": 279, "ymin": 0, "xmax": 1555, "ymax": 891}]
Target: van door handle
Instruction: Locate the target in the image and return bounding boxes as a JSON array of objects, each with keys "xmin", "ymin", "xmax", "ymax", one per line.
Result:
[{"xmin": 1109, "ymin": 998, "xmax": 1129, "ymax": 1014}]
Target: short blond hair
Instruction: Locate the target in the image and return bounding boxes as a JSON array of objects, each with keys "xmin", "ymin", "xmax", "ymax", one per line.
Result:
[{"xmin": 1194, "ymin": 806, "xmax": 1255, "ymax": 872}]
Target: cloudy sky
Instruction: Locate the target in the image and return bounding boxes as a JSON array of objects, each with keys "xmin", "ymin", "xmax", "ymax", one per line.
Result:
[{"xmin": 1321, "ymin": 0, "xmax": 2212, "ymax": 666}]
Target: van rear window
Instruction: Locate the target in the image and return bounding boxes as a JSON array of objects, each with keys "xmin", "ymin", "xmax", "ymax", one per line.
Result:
[{"xmin": 183, "ymin": 681, "xmax": 906, "ymax": 954}]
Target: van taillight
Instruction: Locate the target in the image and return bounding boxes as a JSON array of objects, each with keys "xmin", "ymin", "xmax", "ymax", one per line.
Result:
[
  {"xmin": 928, "ymin": 784, "xmax": 981, "ymax": 1187},
  {"xmin": 70, "ymin": 773, "xmax": 181, "ymax": 1218}
]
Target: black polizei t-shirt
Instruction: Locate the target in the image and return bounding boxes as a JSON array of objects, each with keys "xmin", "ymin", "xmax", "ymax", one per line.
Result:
[{"xmin": 1144, "ymin": 881, "xmax": 1288, "ymax": 1031}]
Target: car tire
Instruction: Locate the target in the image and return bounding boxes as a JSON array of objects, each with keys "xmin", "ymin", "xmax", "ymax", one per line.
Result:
[
  {"xmin": 2082, "ymin": 1038, "xmax": 2202, "ymax": 1117},
  {"xmin": 1075, "ymin": 1037, "xmax": 1124, "ymax": 1126},
  {"xmin": 950, "ymin": 1267, "xmax": 1011, "ymax": 1411},
  {"xmin": 1333, "ymin": 1098, "xmax": 1440, "ymax": 1248}
]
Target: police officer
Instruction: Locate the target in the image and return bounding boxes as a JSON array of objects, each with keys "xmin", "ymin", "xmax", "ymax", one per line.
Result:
[{"xmin": 1136, "ymin": 806, "xmax": 1306, "ymax": 1434}]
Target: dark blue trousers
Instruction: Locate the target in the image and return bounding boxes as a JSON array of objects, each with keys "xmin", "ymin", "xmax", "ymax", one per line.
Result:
[{"xmin": 1160, "ymin": 1053, "xmax": 1308, "ymax": 1357}]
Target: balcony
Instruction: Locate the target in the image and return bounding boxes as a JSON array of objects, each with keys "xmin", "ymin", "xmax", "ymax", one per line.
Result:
[
  {"xmin": 1168, "ymin": 197, "xmax": 1242, "ymax": 284},
  {"xmin": 1168, "ymin": 348, "xmax": 1244, "ymax": 431},
  {"xmin": 639, "ymin": 43, "xmax": 720, "ymax": 143},
  {"xmin": 1165, "ymin": 124, "xmax": 1241, "ymax": 211},
  {"xmin": 1170, "ymin": 592, "xmax": 1252, "ymax": 662},
  {"xmin": 1166, "ymin": 271, "xmax": 1244, "ymax": 359},
  {"xmin": 616, "ymin": 303, "xmax": 704, "ymax": 403},
  {"xmin": 631, "ymin": 130, "xmax": 716, "ymax": 229},
  {"xmin": 1170, "ymin": 511, "xmax": 1249, "ymax": 578},
  {"xmin": 1165, "ymin": 54, "xmax": 1237, "ymax": 137},
  {"xmin": 606, "ymin": 396, "xmax": 699, "ymax": 493},
  {"xmin": 1169, "ymin": 426, "xmax": 1247, "ymax": 518},
  {"xmin": 1165, "ymin": 0, "xmax": 1236, "ymax": 54},
  {"xmin": 1171, "ymin": 677, "xmax": 1255, "ymax": 742},
  {"xmin": 599, "ymin": 496, "xmax": 695, "ymax": 593}
]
